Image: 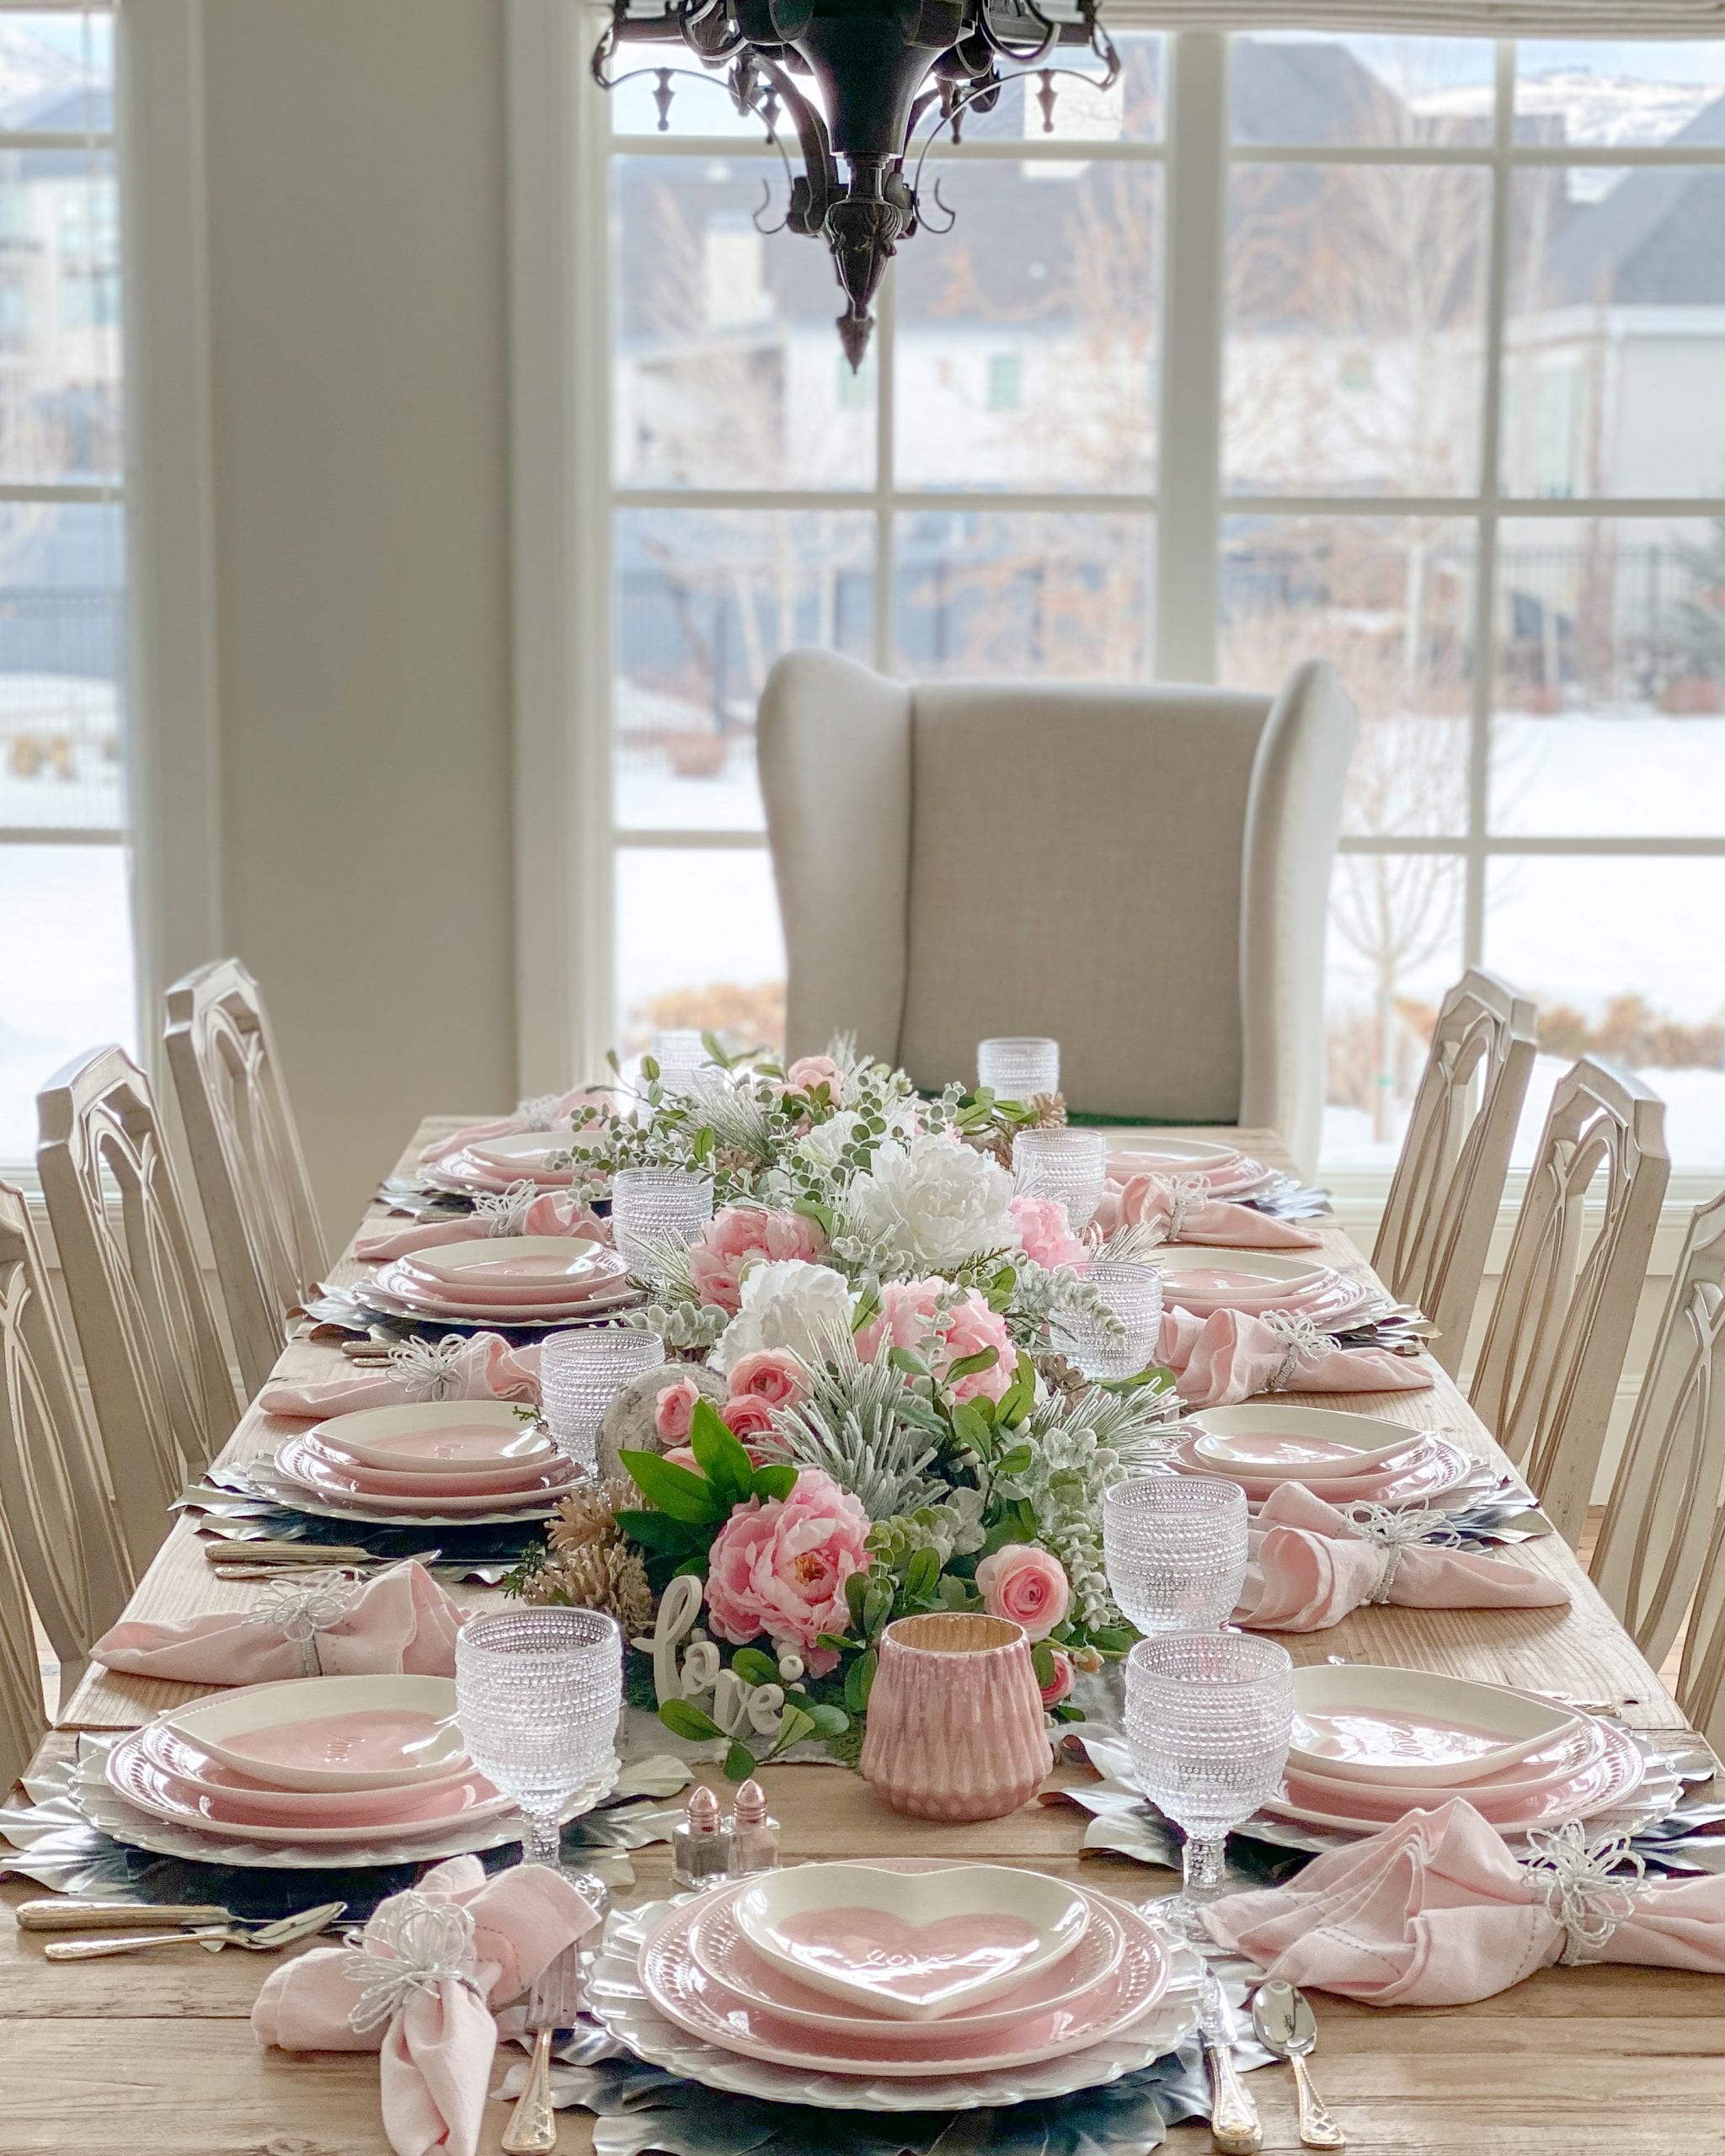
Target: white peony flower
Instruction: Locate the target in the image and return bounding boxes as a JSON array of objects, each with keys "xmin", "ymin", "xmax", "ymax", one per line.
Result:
[
  {"xmin": 844, "ymin": 1134, "xmax": 1022, "ymax": 1273},
  {"xmin": 794, "ymin": 1109, "xmax": 862, "ymax": 1168},
  {"xmin": 714, "ymin": 1259, "xmax": 857, "ymax": 1373}
]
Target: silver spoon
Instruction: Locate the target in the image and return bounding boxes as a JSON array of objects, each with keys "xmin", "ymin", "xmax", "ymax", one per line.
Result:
[{"xmin": 1250, "ymin": 1980, "xmax": 1345, "ymax": 2149}]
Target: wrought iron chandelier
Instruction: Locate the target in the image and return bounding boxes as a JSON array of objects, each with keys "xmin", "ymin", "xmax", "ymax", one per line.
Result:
[{"xmin": 595, "ymin": 0, "xmax": 1119, "ymax": 367}]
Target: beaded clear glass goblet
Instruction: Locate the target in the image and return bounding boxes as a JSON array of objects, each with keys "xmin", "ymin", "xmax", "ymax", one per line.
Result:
[
  {"xmin": 977, "ymin": 1036, "xmax": 1060, "ymax": 1102},
  {"xmin": 1103, "ymin": 1474, "xmax": 1248, "ymax": 1638},
  {"xmin": 539, "ymin": 1326, "xmax": 665, "ymax": 1477},
  {"xmin": 455, "ymin": 1609, "xmax": 623, "ymax": 1876},
  {"xmin": 1054, "ymin": 1259, "xmax": 1164, "ymax": 1380},
  {"xmin": 649, "ymin": 1029, "xmax": 708, "ymax": 1095},
  {"xmin": 611, "ymin": 1166, "xmax": 714, "ymax": 1283},
  {"xmin": 1012, "ymin": 1127, "xmax": 1108, "ymax": 1234},
  {"xmin": 1124, "ymin": 1632, "xmax": 1293, "ymax": 1936}
]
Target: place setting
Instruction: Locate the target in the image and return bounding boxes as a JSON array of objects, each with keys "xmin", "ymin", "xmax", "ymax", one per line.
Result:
[{"xmin": 1165, "ymin": 1401, "xmax": 1501, "ymax": 1520}]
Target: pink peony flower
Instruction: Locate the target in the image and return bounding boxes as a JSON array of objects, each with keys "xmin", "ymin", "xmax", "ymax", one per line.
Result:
[
  {"xmin": 653, "ymin": 1378, "xmax": 704, "ymax": 1444},
  {"xmin": 855, "ymin": 1278, "xmax": 1013, "ymax": 1403},
  {"xmin": 704, "ymin": 1467, "xmax": 871, "ymax": 1675},
  {"xmin": 727, "ymin": 1347, "xmax": 809, "ymax": 1410},
  {"xmin": 1009, "ymin": 1193, "xmax": 1088, "ymax": 1271},
  {"xmin": 785, "ymin": 1054, "xmax": 845, "ymax": 1104},
  {"xmin": 975, "ymin": 1543, "xmax": 1070, "ymax": 1642},
  {"xmin": 1039, "ymin": 1647, "xmax": 1076, "ymax": 1708},
  {"xmin": 687, "ymin": 1205, "xmax": 829, "ymax": 1315},
  {"xmin": 720, "ymin": 1394, "xmax": 778, "ymax": 1441}
]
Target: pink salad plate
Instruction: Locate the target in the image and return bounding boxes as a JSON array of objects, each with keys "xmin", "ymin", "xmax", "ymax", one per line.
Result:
[
  {"xmin": 1171, "ymin": 1429, "xmax": 1477, "ymax": 1509},
  {"xmin": 273, "ymin": 1435, "xmax": 575, "ymax": 1514},
  {"xmin": 387, "ymin": 1262, "xmax": 631, "ymax": 1314},
  {"xmin": 163, "ymin": 1675, "xmax": 467, "ymax": 1790},
  {"xmin": 1156, "ymin": 1260, "xmax": 1365, "ymax": 1322},
  {"xmin": 685, "ymin": 1883, "xmax": 1130, "ymax": 2039},
  {"xmin": 424, "ymin": 1148, "xmax": 577, "ymax": 1195},
  {"xmin": 1108, "ymin": 1142, "xmax": 1274, "ymax": 1201},
  {"xmin": 104, "ymin": 1728, "xmax": 514, "ymax": 1844},
  {"xmin": 1183, "ymin": 1407, "xmax": 1427, "ymax": 1481},
  {"xmin": 463, "ymin": 1132, "xmax": 580, "ymax": 1179},
  {"xmin": 637, "ymin": 1888, "xmax": 1171, "ymax": 2076},
  {"xmin": 369, "ymin": 1262, "xmax": 639, "ymax": 1324},
  {"xmin": 1290, "ymin": 1710, "xmax": 1611, "ymax": 1806},
  {"xmin": 307, "ymin": 1403, "xmax": 555, "ymax": 1477},
  {"xmin": 291, "ymin": 1429, "xmax": 569, "ymax": 1501},
  {"xmin": 136, "ymin": 1721, "xmax": 491, "ymax": 1827},
  {"xmin": 1268, "ymin": 1718, "xmax": 1647, "ymax": 1834},
  {"xmin": 405, "ymin": 1235, "xmax": 613, "ymax": 1289}
]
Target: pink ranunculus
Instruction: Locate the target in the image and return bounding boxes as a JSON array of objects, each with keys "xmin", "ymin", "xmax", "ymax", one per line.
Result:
[
  {"xmin": 974, "ymin": 1543, "xmax": 1070, "ymax": 1642},
  {"xmin": 1039, "ymin": 1648, "xmax": 1076, "ymax": 1708},
  {"xmin": 785, "ymin": 1054, "xmax": 845, "ymax": 1105},
  {"xmin": 653, "ymin": 1377, "xmax": 704, "ymax": 1444},
  {"xmin": 727, "ymin": 1347, "xmax": 809, "ymax": 1410},
  {"xmin": 703, "ymin": 1468, "xmax": 871, "ymax": 1675},
  {"xmin": 856, "ymin": 1278, "xmax": 1012, "ymax": 1403},
  {"xmin": 1009, "ymin": 1193, "xmax": 1088, "ymax": 1271},
  {"xmin": 686, "ymin": 1204, "xmax": 830, "ymax": 1315},
  {"xmin": 720, "ymin": 1394, "xmax": 778, "ymax": 1442}
]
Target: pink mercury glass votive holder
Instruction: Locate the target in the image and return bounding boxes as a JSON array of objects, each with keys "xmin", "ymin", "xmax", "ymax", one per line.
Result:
[{"xmin": 858, "ymin": 1613, "xmax": 1053, "ymax": 1822}]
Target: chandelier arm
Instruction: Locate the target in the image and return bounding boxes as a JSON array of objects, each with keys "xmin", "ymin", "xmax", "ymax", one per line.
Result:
[
  {"xmin": 974, "ymin": 1, "xmax": 1060, "ymax": 67},
  {"xmin": 748, "ymin": 46, "xmax": 839, "ymax": 212},
  {"xmin": 905, "ymin": 60, "xmax": 1109, "ymax": 199}
]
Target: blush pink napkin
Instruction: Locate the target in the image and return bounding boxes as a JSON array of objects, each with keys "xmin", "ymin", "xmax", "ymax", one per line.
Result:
[
  {"xmin": 1202, "ymin": 1799, "xmax": 1725, "ymax": 2004},
  {"xmin": 259, "ymin": 1334, "xmax": 542, "ymax": 1420},
  {"xmin": 1234, "ymin": 1481, "xmax": 1568, "ymax": 1631},
  {"xmin": 419, "ymin": 1088, "xmax": 608, "ymax": 1170},
  {"xmin": 1092, "ymin": 1171, "xmax": 1322, "ymax": 1251},
  {"xmin": 1158, "ymin": 1306, "xmax": 1434, "ymax": 1408},
  {"xmin": 254, "ymin": 1855, "xmax": 601, "ymax": 2156},
  {"xmin": 356, "ymin": 1191, "xmax": 612, "ymax": 1266},
  {"xmin": 91, "ymin": 1560, "xmax": 465, "ymax": 1682}
]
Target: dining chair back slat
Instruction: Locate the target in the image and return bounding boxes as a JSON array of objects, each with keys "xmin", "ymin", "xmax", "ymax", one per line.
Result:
[
  {"xmin": 1372, "ymin": 969, "xmax": 1537, "ymax": 1378},
  {"xmin": 1469, "ymin": 1058, "xmax": 1669, "ymax": 1545},
  {"xmin": 36, "ymin": 1046, "xmax": 241, "ymax": 1573},
  {"xmin": 165, "ymin": 958, "xmax": 325, "ymax": 1398}
]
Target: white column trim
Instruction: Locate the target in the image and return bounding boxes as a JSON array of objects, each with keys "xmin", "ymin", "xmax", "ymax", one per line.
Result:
[
  {"xmin": 507, "ymin": 0, "xmax": 614, "ymax": 1096},
  {"xmin": 118, "ymin": 0, "xmax": 222, "ymax": 1078}
]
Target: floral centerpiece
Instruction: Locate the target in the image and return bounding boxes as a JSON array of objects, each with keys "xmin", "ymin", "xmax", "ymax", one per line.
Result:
[{"xmin": 505, "ymin": 1037, "xmax": 1174, "ymax": 1777}]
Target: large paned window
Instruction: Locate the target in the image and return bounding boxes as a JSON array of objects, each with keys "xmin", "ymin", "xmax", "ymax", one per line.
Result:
[
  {"xmin": 595, "ymin": 30, "xmax": 1725, "ymax": 1176},
  {"xmin": 0, "ymin": 5, "xmax": 126, "ymax": 1160}
]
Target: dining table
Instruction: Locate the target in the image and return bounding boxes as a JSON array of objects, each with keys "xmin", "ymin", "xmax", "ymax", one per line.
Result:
[{"xmin": 3, "ymin": 1116, "xmax": 1721, "ymax": 2156}]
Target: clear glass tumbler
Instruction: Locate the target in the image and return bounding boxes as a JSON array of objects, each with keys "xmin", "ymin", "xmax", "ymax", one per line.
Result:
[
  {"xmin": 1054, "ymin": 1258, "xmax": 1164, "ymax": 1379},
  {"xmin": 1103, "ymin": 1473, "xmax": 1249, "ymax": 1637},
  {"xmin": 1012, "ymin": 1127, "xmax": 1108, "ymax": 1234},
  {"xmin": 649, "ymin": 1029, "xmax": 708, "ymax": 1093},
  {"xmin": 455, "ymin": 1608, "xmax": 624, "ymax": 1876},
  {"xmin": 539, "ymin": 1326, "xmax": 665, "ymax": 1476},
  {"xmin": 611, "ymin": 1166, "xmax": 715, "ymax": 1283},
  {"xmin": 1124, "ymin": 1631, "xmax": 1294, "ymax": 1936},
  {"xmin": 977, "ymin": 1036, "xmax": 1060, "ymax": 1102}
]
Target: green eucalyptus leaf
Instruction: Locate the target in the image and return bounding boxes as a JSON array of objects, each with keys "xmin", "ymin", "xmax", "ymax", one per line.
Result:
[
  {"xmin": 997, "ymin": 1444, "xmax": 1034, "ymax": 1476},
  {"xmin": 730, "ymin": 1646, "xmax": 781, "ymax": 1687},
  {"xmin": 904, "ymin": 1546, "xmax": 940, "ymax": 1599},
  {"xmin": 844, "ymin": 1647, "xmax": 878, "ymax": 1713},
  {"xmin": 614, "ymin": 1508, "xmax": 704, "ymax": 1555},
  {"xmin": 845, "ymin": 1571, "xmax": 870, "ymax": 1628},
  {"xmin": 861, "ymin": 1575, "xmax": 895, "ymax": 1640},
  {"xmin": 943, "ymin": 1346, "xmax": 1000, "ymax": 1383},
  {"xmin": 750, "ymin": 1463, "xmax": 798, "ymax": 1502},
  {"xmin": 618, "ymin": 1449, "xmax": 727, "ymax": 1527},
  {"xmin": 1031, "ymin": 1638, "xmax": 1057, "ymax": 1689},
  {"xmin": 769, "ymin": 1704, "xmax": 817, "ymax": 1758},
  {"xmin": 803, "ymin": 1702, "xmax": 850, "ymax": 1739}
]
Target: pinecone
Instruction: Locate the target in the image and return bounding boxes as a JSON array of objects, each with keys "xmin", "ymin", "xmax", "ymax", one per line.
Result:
[
  {"xmin": 1028, "ymin": 1091, "xmax": 1068, "ymax": 1128},
  {"xmin": 545, "ymin": 1477, "xmax": 633, "ymax": 1558},
  {"xmin": 1033, "ymin": 1348, "xmax": 1093, "ymax": 1404},
  {"xmin": 525, "ymin": 1537, "xmax": 654, "ymax": 1635}
]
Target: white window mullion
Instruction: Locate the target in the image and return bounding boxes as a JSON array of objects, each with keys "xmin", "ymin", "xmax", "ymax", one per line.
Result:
[{"xmin": 1154, "ymin": 30, "xmax": 1229, "ymax": 684}]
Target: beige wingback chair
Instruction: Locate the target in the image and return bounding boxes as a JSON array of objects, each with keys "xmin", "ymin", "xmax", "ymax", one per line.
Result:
[{"xmin": 759, "ymin": 651, "xmax": 1358, "ymax": 1171}]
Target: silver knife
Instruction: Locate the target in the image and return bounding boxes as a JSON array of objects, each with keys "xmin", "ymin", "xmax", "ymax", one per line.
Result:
[{"xmin": 1199, "ymin": 1972, "xmax": 1263, "ymax": 2154}]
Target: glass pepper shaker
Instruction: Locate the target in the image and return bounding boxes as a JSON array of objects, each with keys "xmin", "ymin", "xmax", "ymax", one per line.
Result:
[
  {"xmin": 671, "ymin": 1784, "xmax": 731, "ymax": 1890},
  {"xmin": 727, "ymin": 1778, "xmax": 780, "ymax": 1876}
]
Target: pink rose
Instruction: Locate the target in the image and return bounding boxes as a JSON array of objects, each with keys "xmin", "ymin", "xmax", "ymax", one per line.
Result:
[
  {"xmin": 1009, "ymin": 1193, "xmax": 1088, "ymax": 1271},
  {"xmin": 720, "ymin": 1394, "xmax": 779, "ymax": 1441},
  {"xmin": 974, "ymin": 1544, "xmax": 1070, "ymax": 1642},
  {"xmin": 687, "ymin": 1204, "xmax": 829, "ymax": 1314},
  {"xmin": 856, "ymin": 1279, "xmax": 1012, "ymax": 1404},
  {"xmin": 704, "ymin": 1467, "xmax": 871, "ymax": 1675},
  {"xmin": 662, "ymin": 1445, "xmax": 700, "ymax": 1474},
  {"xmin": 1039, "ymin": 1648, "xmax": 1076, "ymax": 1708},
  {"xmin": 653, "ymin": 1378, "xmax": 703, "ymax": 1444},
  {"xmin": 785, "ymin": 1054, "xmax": 845, "ymax": 1104},
  {"xmin": 727, "ymin": 1348, "xmax": 808, "ymax": 1410}
]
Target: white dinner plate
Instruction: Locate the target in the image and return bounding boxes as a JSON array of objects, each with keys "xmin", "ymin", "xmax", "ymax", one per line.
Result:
[
  {"xmin": 365, "ymin": 1267, "xmax": 641, "ymax": 1327},
  {"xmin": 162, "ymin": 1674, "xmax": 467, "ymax": 1790},
  {"xmin": 1185, "ymin": 1405, "xmax": 1429, "ymax": 1478},
  {"xmin": 1288, "ymin": 1664, "xmax": 1578, "ymax": 1787},
  {"xmin": 730, "ymin": 1861, "xmax": 1089, "ymax": 2022},
  {"xmin": 307, "ymin": 1401, "xmax": 555, "ymax": 1477}
]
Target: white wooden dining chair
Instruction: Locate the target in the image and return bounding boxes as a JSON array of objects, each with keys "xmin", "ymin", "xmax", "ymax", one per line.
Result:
[
  {"xmin": 0, "ymin": 1182, "xmax": 135, "ymax": 1705},
  {"xmin": 1469, "ymin": 1058, "xmax": 1669, "ymax": 1546},
  {"xmin": 36, "ymin": 1046, "xmax": 242, "ymax": 1572},
  {"xmin": 1673, "ymin": 1508, "xmax": 1725, "ymax": 1754},
  {"xmin": 1589, "ymin": 1193, "xmax": 1725, "ymax": 1669},
  {"xmin": 1372, "ymin": 969, "xmax": 1538, "ymax": 1377},
  {"xmin": 165, "ymin": 958, "xmax": 326, "ymax": 1397},
  {"xmin": 759, "ymin": 650, "xmax": 1358, "ymax": 1172},
  {"xmin": 0, "ymin": 1501, "xmax": 45, "ymax": 1792}
]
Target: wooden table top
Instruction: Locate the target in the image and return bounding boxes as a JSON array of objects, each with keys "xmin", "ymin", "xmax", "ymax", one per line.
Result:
[{"xmin": 4, "ymin": 1118, "xmax": 1720, "ymax": 2156}]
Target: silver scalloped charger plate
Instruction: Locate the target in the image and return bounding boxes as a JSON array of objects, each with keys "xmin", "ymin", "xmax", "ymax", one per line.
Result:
[
  {"xmin": 586, "ymin": 1896, "xmax": 1207, "ymax": 2111},
  {"xmin": 70, "ymin": 1744, "xmax": 619, "ymax": 1869}
]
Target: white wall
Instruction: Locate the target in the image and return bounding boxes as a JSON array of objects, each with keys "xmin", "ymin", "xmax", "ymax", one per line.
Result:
[{"xmin": 196, "ymin": 0, "xmax": 519, "ymax": 1235}]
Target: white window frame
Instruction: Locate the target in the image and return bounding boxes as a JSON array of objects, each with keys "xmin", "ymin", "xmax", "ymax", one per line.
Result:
[{"xmin": 509, "ymin": 1, "xmax": 1725, "ymax": 1202}]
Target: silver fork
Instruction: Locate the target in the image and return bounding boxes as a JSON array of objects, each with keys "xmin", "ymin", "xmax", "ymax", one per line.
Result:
[{"xmin": 501, "ymin": 1944, "xmax": 585, "ymax": 2154}]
